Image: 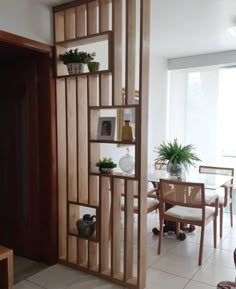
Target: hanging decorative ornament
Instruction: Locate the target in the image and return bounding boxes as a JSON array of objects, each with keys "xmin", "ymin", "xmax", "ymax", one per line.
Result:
[
  {"xmin": 121, "ymin": 120, "xmax": 133, "ymax": 141},
  {"xmin": 118, "ymin": 148, "xmax": 135, "ymax": 175}
]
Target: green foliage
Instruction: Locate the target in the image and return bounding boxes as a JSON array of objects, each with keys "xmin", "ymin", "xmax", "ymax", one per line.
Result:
[
  {"xmin": 96, "ymin": 158, "xmax": 117, "ymax": 169},
  {"xmin": 154, "ymin": 138, "xmax": 201, "ymax": 171},
  {"xmin": 59, "ymin": 49, "xmax": 96, "ymax": 64}
]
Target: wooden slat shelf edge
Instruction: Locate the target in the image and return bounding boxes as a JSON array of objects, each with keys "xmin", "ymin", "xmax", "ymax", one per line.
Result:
[
  {"xmin": 55, "ymin": 31, "xmax": 112, "ymax": 47},
  {"xmin": 90, "ymin": 140, "xmax": 135, "ymax": 145},
  {"xmin": 57, "ymin": 70, "xmax": 111, "ymax": 79},
  {"xmin": 68, "ymin": 232, "xmax": 98, "ymax": 242},
  {"xmin": 58, "ymin": 259, "xmax": 138, "ymax": 289},
  {"xmin": 89, "ymin": 104, "xmax": 139, "ymax": 109},
  {"xmin": 68, "ymin": 201, "xmax": 98, "ymax": 208},
  {"xmin": 90, "ymin": 172, "xmax": 137, "ymax": 180}
]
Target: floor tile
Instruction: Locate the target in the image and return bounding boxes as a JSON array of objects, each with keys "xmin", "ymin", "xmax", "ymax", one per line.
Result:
[
  {"xmin": 28, "ymin": 264, "xmax": 86, "ymax": 289},
  {"xmin": 184, "ymin": 280, "xmax": 215, "ymax": 289},
  {"xmin": 206, "ymin": 249, "xmax": 235, "ymax": 269},
  {"xmin": 168, "ymin": 240, "xmax": 214, "ymax": 263},
  {"xmin": 152, "ymin": 253, "xmax": 200, "ymax": 279},
  {"xmin": 68, "ymin": 275, "xmax": 123, "ymax": 289},
  {"xmin": 193, "ymin": 263, "xmax": 236, "ymax": 286},
  {"xmin": 146, "ymin": 268, "xmax": 188, "ymax": 289},
  {"xmin": 219, "ymin": 237, "xmax": 236, "ymax": 252},
  {"xmin": 14, "ymin": 256, "xmax": 47, "ymax": 284},
  {"xmin": 14, "ymin": 280, "xmax": 45, "ymax": 289}
]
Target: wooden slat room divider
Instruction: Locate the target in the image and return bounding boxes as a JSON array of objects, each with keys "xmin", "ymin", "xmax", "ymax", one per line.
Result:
[{"xmin": 54, "ymin": 0, "xmax": 150, "ymax": 288}]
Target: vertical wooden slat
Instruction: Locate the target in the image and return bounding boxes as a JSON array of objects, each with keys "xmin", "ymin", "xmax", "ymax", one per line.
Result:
[
  {"xmin": 88, "ymin": 242, "xmax": 98, "ymax": 269},
  {"xmin": 112, "ymin": 0, "xmax": 122, "ymax": 105},
  {"xmin": 138, "ymin": 0, "xmax": 150, "ymax": 288},
  {"xmin": 126, "ymin": 0, "xmax": 136, "ymax": 105},
  {"xmin": 56, "ymin": 46, "xmax": 67, "ymax": 77},
  {"xmin": 67, "ymin": 77, "xmax": 77, "ymax": 202},
  {"xmin": 100, "ymin": 74, "xmax": 111, "ymax": 106},
  {"xmin": 76, "ymin": 4, "xmax": 87, "ymax": 37},
  {"xmin": 88, "ymin": 0, "xmax": 99, "ymax": 35},
  {"xmin": 77, "ymin": 239, "xmax": 87, "ymax": 266},
  {"xmin": 124, "ymin": 180, "xmax": 134, "ymax": 281},
  {"xmin": 111, "ymin": 178, "xmax": 122, "ymax": 277},
  {"xmin": 65, "ymin": 8, "xmax": 76, "ymax": 40},
  {"xmin": 77, "ymin": 76, "xmax": 88, "ymax": 203},
  {"xmin": 57, "ymin": 79, "xmax": 67, "ymax": 260},
  {"xmin": 55, "ymin": 12, "xmax": 65, "ymax": 42},
  {"xmin": 68, "ymin": 236, "xmax": 77, "ymax": 264},
  {"xmin": 99, "ymin": 176, "xmax": 110, "ymax": 273},
  {"xmin": 99, "ymin": 0, "xmax": 110, "ymax": 32}
]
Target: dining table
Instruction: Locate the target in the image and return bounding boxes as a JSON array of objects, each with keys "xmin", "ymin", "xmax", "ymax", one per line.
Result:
[{"xmin": 148, "ymin": 170, "xmax": 234, "ymax": 239}]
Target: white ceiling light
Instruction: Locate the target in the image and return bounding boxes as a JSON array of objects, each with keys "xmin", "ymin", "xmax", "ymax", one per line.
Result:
[{"xmin": 228, "ymin": 26, "xmax": 236, "ymax": 37}]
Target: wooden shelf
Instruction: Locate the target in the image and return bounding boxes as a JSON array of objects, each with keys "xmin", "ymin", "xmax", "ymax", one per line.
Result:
[
  {"xmin": 89, "ymin": 104, "xmax": 139, "ymax": 109},
  {"xmin": 56, "ymin": 70, "xmax": 111, "ymax": 79},
  {"xmin": 90, "ymin": 171, "xmax": 136, "ymax": 180},
  {"xmin": 68, "ymin": 201, "xmax": 98, "ymax": 209},
  {"xmin": 90, "ymin": 140, "xmax": 135, "ymax": 145},
  {"xmin": 69, "ymin": 228, "xmax": 98, "ymax": 242},
  {"xmin": 55, "ymin": 31, "xmax": 112, "ymax": 48}
]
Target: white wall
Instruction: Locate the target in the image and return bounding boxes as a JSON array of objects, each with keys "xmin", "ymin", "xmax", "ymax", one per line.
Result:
[
  {"xmin": 148, "ymin": 0, "xmax": 168, "ymax": 171},
  {"xmin": 148, "ymin": 54, "xmax": 168, "ymax": 171},
  {"xmin": 0, "ymin": 0, "xmax": 52, "ymax": 44}
]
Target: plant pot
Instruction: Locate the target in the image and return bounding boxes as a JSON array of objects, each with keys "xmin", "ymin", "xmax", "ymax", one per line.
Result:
[
  {"xmin": 99, "ymin": 168, "xmax": 113, "ymax": 174},
  {"xmin": 87, "ymin": 61, "xmax": 100, "ymax": 73},
  {"xmin": 66, "ymin": 63, "xmax": 84, "ymax": 74},
  {"xmin": 167, "ymin": 161, "xmax": 184, "ymax": 180}
]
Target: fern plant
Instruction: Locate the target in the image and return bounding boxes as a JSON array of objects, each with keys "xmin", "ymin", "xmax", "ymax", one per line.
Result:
[{"xmin": 154, "ymin": 138, "xmax": 201, "ymax": 171}]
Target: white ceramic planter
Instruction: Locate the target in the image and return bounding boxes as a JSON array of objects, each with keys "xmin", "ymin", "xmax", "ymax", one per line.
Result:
[{"xmin": 66, "ymin": 63, "xmax": 84, "ymax": 74}]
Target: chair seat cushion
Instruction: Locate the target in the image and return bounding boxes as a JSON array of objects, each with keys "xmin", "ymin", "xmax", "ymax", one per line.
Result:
[
  {"xmin": 121, "ymin": 197, "xmax": 159, "ymax": 210},
  {"xmin": 164, "ymin": 205, "xmax": 215, "ymax": 221}
]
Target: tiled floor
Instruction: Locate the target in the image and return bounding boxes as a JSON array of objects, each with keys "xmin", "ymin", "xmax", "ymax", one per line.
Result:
[{"xmin": 14, "ymin": 212, "xmax": 236, "ymax": 289}]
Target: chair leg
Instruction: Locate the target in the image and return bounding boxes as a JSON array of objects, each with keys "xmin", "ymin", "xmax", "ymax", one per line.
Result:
[
  {"xmin": 220, "ymin": 206, "xmax": 223, "ymax": 238},
  {"xmin": 213, "ymin": 215, "xmax": 217, "ymax": 248},
  {"xmin": 198, "ymin": 226, "xmax": 205, "ymax": 266},
  {"xmin": 176, "ymin": 222, "xmax": 180, "ymax": 237},
  {"xmin": 157, "ymin": 219, "xmax": 163, "ymax": 255},
  {"xmin": 230, "ymin": 202, "xmax": 233, "ymax": 227}
]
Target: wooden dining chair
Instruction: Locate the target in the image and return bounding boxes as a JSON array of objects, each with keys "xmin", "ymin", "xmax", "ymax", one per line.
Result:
[
  {"xmin": 158, "ymin": 178, "xmax": 219, "ymax": 265},
  {"xmin": 199, "ymin": 165, "xmax": 234, "ymax": 238},
  {"xmin": 121, "ymin": 188, "xmax": 159, "ymax": 214}
]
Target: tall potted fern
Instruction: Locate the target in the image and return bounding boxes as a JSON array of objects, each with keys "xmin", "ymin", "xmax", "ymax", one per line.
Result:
[{"xmin": 154, "ymin": 138, "xmax": 201, "ymax": 179}]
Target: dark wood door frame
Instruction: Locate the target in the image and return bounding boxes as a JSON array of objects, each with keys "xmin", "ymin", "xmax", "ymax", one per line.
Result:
[{"xmin": 0, "ymin": 30, "xmax": 57, "ymax": 265}]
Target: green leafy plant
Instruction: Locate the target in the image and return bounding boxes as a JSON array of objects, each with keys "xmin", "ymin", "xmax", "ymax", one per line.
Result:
[
  {"xmin": 96, "ymin": 158, "xmax": 117, "ymax": 169},
  {"xmin": 59, "ymin": 49, "xmax": 96, "ymax": 64},
  {"xmin": 154, "ymin": 138, "xmax": 201, "ymax": 171}
]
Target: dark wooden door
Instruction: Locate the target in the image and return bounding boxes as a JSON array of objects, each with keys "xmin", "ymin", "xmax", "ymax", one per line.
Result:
[{"xmin": 0, "ymin": 56, "xmax": 41, "ymax": 259}]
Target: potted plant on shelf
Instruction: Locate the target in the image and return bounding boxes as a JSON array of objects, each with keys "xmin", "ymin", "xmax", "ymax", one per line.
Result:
[
  {"xmin": 87, "ymin": 61, "xmax": 100, "ymax": 73},
  {"xmin": 59, "ymin": 49, "xmax": 96, "ymax": 74},
  {"xmin": 96, "ymin": 157, "xmax": 117, "ymax": 174},
  {"xmin": 154, "ymin": 138, "xmax": 201, "ymax": 179}
]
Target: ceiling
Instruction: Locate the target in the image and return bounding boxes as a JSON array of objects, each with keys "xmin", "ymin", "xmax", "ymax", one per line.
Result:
[{"xmin": 37, "ymin": 0, "xmax": 236, "ymax": 58}]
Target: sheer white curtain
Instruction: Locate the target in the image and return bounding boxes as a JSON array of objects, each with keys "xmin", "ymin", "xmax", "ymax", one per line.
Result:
[{"xmin": 167, "ymin": 66, "xmax": 220, "ymax": 166}]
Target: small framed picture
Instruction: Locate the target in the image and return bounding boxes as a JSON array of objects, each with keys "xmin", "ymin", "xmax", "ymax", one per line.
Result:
[{"xmin": 97, "ymin": 117, "xmax": 116, "ymax": 140}]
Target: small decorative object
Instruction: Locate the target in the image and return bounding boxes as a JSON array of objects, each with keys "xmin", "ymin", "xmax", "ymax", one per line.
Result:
[
  {"xmin": 87, "ymin": 61, "xmax": 100, "ymax": 72},
  {"xmin": 121, "ymin": 120, "xmax": 133, "ymax": 141},
  {"xmin": 119, "ymin": 148, "xmax": 135, "ymax": 175},
  {"xmin": 154, "ymin": 138, "xmax": 201, "ymax": 180},
  {"xmin": 96, "ymin": 157, "xmax": 117, "ymax": 174},
  {"xmin": 59, "ymin": 49, "xmax": 95, "ymax": 74},
  {"xmin": 76, "ymin": 214, "xmax": 96, "ymax": 237},
  {"xmin": 97, "ymin": 117, "xmax": 116, "ymax": 140}
]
